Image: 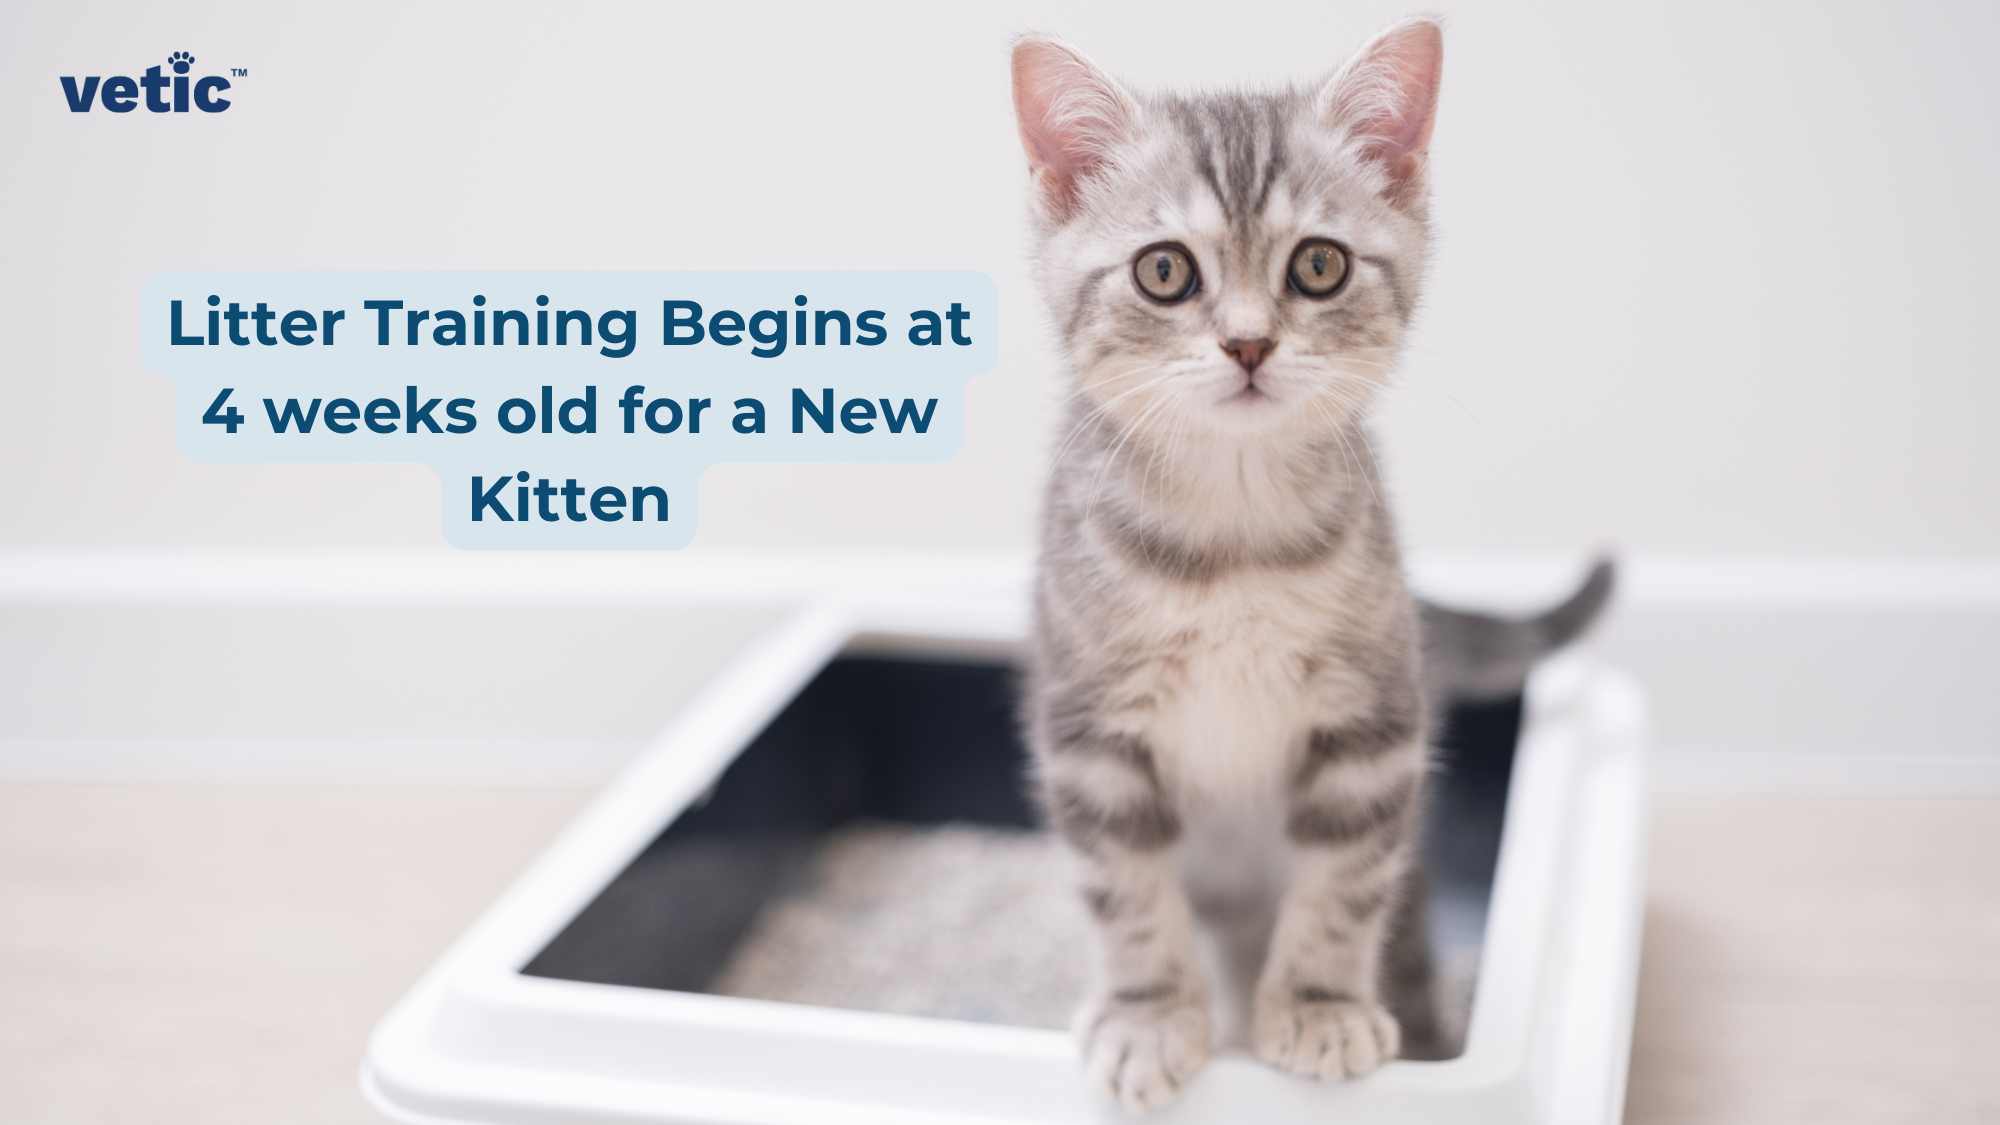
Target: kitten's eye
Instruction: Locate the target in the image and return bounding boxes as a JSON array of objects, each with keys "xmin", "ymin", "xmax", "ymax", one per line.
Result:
[
  {"xmin": 1288, "ymin": 238, "xmax": 1351, "ymax": 298},
  {"xmin": 1132, "ymin": 243, "xmax": 1200, "ymax": 304}
]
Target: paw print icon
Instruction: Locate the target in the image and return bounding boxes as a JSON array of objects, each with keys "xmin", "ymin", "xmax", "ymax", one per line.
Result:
[{"xmin": 168, "ymin": 51, "xmax": 195, "ymax": 74}]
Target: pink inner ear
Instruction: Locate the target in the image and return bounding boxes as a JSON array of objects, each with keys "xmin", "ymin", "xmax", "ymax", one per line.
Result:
[
  {"xmin": 1011, "ymin": 37, "xmax": 1134, "ymax": 219},
  {"xmin": 1323, "ymin": 19, "xmax": 1444, "ymax": 198}
]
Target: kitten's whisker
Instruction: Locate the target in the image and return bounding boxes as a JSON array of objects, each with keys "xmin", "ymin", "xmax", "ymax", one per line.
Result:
[
  {"xmin": 1154, "ymin": 400, "xmax": 1195, "ymax": 513},
  {"xmin": 1083, "ymin": 392, "xmax": 1175, "ymax": 529},
  {"xmin": 1308, "ymin": 388, "xmax": 1385, "ymax": 509},
  {"xmin": 1339, "ymin": 426, "xmax": 1384, "ymax": 509},
  {"xmin": 1142, "ymin": 403, "xmax": 1174, "ymax": 501},
  {"xmin": 1309, "ymin": 396, "xmax": 1368, "ymax": 503},
  {"xmin": 1048, "ymin": 371, "xmax": 1179, "ymax": 475},
  {"xmin": 1307, "ymin": 347, "xmax": 1484, "ymax": 424}
]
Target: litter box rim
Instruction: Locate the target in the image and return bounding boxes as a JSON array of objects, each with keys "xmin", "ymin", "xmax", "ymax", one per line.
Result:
[{"xmin": 364, "ymin": 590, "xmax": 1646, "ymax": 1125}]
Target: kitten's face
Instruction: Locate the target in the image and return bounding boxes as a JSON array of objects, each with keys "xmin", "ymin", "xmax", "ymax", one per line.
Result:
[{"xmin": 1014, "ymin": 23, "xmax": 1441, "ymax": 445}]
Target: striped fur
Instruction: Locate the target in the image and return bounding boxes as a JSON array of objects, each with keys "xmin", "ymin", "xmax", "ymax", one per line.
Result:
[{"xmin": 1014, "ymin": 18, "xmax": 1451, "ymax": 1110}]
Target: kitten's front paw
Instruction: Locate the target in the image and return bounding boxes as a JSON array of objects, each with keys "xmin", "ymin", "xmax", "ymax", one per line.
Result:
[
  {"xmin": 1252, "ymin": 991, "xmax": 1400, "ymax": 1081},
  {"xmin": 1079, "ymin": 992, "xmax": 1212, "ymax": 1112}
]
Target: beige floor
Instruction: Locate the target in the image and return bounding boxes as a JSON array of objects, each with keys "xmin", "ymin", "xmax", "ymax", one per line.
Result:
[
  {"xmin": 0, "ymin": 784, "xmax": 591, "ymax": 1125},
  {"xmin": 2, "ymin": 784, "xmax": 1996, "ymax": 1124},
  {"xmin": 1626, "ymin": 796, "xmax": 2000, "ymax": 1125}
]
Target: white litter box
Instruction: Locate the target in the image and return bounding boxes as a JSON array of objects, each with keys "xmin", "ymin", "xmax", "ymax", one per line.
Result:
[{"xmin": 362, "ymin": 592, "xmax": 1647, "ymax": 1125}]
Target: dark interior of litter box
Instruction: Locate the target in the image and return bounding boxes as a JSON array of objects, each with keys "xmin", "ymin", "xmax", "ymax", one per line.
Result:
[{"xmin": 524, "ymin": 652, "xmax": 1520, "ymax": 1056}]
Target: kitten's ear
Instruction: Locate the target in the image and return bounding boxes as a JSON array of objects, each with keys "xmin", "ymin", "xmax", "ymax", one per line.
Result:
[
  {"xmin": 1011, "ymin": 34, "xmax": 1139, "ymax": 221},
  {"xmin": 1316, "ymin": 16, "xmax": 1444, "ymax": 207}
]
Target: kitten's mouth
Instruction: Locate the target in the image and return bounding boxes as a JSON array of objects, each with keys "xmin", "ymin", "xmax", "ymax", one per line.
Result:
[{"xmin": 1221, "ymin": 382, "xmax": 1270, "ymax": 405}]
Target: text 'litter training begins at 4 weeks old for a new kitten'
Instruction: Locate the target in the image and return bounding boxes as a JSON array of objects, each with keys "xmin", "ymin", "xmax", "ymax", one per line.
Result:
[{"xmin": 1012, "ymin": 17, "xmax": 1606, "ymax": 1112}]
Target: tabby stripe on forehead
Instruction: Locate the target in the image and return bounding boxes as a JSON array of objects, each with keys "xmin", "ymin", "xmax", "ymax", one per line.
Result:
[
  {"xmin": 1250, "ymin": 97, "xmax": 1288, "ymax": 216},
  {"xmin": 1222, "ymin": 105, "xmax": 1262, "ymax": 221},
  {"xmin": 1169, "ymin": 102, "xmax": 1231, "ymax": 221},
  {"xmin": 1194, "ymin": 143, "xmax": 1229, "ymax": 222},
  {"xmin": 1167, "ymin": 98, "xmax": 1294, "ymax": 233},
  {"xmin": 1250, "ymin": 131, "xmax": 1285, "ymax": 217}
]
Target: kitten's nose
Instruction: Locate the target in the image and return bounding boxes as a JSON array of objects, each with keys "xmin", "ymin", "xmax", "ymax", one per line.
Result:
[{"xmin": 1220, "ymin": 336, "xmax": 1276, "ymax": 374}]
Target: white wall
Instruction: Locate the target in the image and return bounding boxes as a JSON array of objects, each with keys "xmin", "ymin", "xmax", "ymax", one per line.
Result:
[{"xmin": 4, "ymin": 0, "xmax": 1996, "ymax": 557}]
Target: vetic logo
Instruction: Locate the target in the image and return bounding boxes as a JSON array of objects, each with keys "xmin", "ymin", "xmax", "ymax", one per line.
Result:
[{"xmin": 60, "ymin": 51, "xmax": 238, "ymax": 113}]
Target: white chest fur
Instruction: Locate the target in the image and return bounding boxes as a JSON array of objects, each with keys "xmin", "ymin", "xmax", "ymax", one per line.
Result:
[{"xmin": 1110, "ymin": 564, "xmax": 1360, "ymax": 807}]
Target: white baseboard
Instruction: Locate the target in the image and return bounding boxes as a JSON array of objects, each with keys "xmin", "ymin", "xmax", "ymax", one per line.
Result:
[
  {"xmin": 0, "ymin": 737, "xmax": 636, "ymax": 787},
  {"xmin": 2, "ymin": 549, "xmax": 1995, "ymax": 788}
]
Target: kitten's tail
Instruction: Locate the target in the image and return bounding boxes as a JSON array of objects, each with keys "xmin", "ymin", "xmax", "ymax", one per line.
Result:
[{"xmin": 1416, "ymin": 556, "xmax": 1617, "ymax": 704}]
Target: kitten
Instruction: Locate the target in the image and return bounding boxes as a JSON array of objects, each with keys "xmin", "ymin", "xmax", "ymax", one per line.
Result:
[{"xmin": 1011, "ymin": 18, "xmax": 1586, "ymax": 1110}]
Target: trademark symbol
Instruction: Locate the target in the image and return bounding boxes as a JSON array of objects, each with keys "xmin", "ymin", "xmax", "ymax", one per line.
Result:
[{"xmin": 230, "ymin": 67, "xmax": 248, "ymax": 78}]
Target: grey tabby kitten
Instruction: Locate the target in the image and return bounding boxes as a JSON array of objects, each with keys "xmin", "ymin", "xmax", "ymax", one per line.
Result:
[{"xmin": 1011, "ymin": 18, "xmax": 1603, "ymax": 1109}]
